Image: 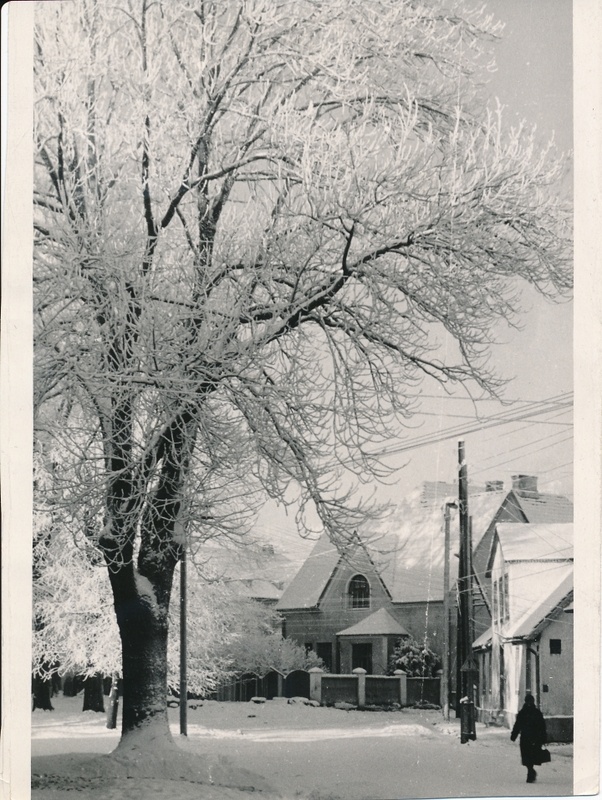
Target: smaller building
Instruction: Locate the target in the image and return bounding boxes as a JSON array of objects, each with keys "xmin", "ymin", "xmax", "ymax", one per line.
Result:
[
  {"xmin": 473, "ymin": 522, "xmax": 573, "ymax": 741},
  {"xmin": 336, "ymin": 608, "xmax": 409, "ymax": 674}
]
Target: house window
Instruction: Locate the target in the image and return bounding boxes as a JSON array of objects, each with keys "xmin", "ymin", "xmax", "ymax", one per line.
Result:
[
  {"xmin": 348, "ymin": 574, "xmax": 370, "ymax": 609},
  {"xmin": 494, "ymin": 574, "xmax": 509, "ymax": 624},
  {"xmin": 550, "ymin": 639, "xmax": 562, "ymax": 655}
]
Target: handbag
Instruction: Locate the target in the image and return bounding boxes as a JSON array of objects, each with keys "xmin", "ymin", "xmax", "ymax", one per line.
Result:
[{"xmin": 539, "ymin": 747, "xmax": 552, "ymax": 764}]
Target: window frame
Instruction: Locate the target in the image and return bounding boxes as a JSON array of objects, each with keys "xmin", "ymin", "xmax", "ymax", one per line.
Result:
[{"xmin": 347, "ymin": 573, "xmax": 371, "ymax": 609}]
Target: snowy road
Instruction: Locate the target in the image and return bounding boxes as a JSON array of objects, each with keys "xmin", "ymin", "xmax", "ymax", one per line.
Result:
[
  {"xmin": 31, "ymin": 697, "xmax": 573, "ymax": 799},
  {"xmin": 176, "ymin": 719, "xmax": 572, "ymax": 799}
]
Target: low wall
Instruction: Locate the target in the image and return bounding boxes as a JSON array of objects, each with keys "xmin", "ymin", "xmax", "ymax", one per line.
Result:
[
  {"xmin": 366, "ymin": 676, "xmax": 401, "ymax": 706},
  {"xmin": 406, "ymin": 677, "xmax": 441, "ymax": 706},
  {"xmin": 211, "ymin": 668, "xmax": 442, "ymax": 709},
  {"xmin": 321, "ymin": 675, "xmax": 359, "ymax": 706}
]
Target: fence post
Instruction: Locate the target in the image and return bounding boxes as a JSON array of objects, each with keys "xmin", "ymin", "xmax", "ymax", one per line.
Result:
[
  {"xmin": 277, "ymin": 672, "xmax": 284, "ymax": 698},
  {"xmin": 437, "ymin": 669, "xmax": 444, "ymax": 709},
  {"xmin": 353, "ymin": 667, "xmax": 366, "ymax": 707},
  {"xmin": 309, "ymin": 667, "xmax": 323, "ymax": 704},
  {"xmin": 394, "ymin": 670, "xmax": 407, "ymax": 706}
]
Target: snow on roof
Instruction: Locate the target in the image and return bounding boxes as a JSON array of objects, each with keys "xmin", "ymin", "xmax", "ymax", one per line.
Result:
[
  {"xmin": 367, "ymin": 491, "xmax": 504, "ymax": 603},
  {"xmin": 234, "ymin": 578, "xmax": 284, "ymax": 601},
  {"xmin": 336, "ymin": 608, "xmax": 410, "ymax": 637},
  {"xmin": 514, "ymin": 493, "xmax": 573, "ymax": 524},
  {"xmin": 274, "ymin": 485, "xmax": 573, "ymax": 611},
  {"xmin": 191, "ymin": 540, "xmax": 298, "ymax": 601},
  {"xmin": 505, "ymin": 568, "xmax": 573, "ymax": 640},
  {"xmin": 494, "ymin": 523, "xmax": 573, "ymax": 563},
  {"xmin": 275, "ymin": 533, "xmax": 341, "ymax": 610}
]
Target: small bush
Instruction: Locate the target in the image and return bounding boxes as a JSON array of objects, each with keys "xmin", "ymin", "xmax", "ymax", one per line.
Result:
[{"xmin": 387, "ymin": 636, "xmax": 441, "ymax": 677}]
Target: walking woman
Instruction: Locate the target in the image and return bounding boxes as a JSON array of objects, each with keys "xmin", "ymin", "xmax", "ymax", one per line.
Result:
[{"xmin": 510, "ymin": 694, "xmax": 547, "ymax": 783}]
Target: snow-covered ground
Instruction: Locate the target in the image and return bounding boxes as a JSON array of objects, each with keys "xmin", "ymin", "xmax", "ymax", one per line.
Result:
[{"xmin": 31, "ymin": 695, "xmax": 573, "ymax": 799}]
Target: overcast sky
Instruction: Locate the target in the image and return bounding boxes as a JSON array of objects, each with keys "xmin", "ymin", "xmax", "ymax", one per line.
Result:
[
  {"xmin": 258, "ymin": 1, "xmax": 574, "ymax": 557},
  {"xmin": 376, "ymin": 1, "xmax": 574, "ymax": 505}
]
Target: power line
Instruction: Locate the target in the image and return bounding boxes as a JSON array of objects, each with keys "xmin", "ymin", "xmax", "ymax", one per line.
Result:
[
  {"xmin": 378, "ymin": 395, "xmax": 573, "ymax": 458},
  {"xmin": 476, "ymin": 425, "xmax": 572, "ymax": 464},
  {"xmin": 469, "ymin": 434, "xmax": 573, "ymax": 479}
]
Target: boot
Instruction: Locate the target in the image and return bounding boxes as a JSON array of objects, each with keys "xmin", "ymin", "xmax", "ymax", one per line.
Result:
[{"xmin": 526, "ymin": 768, "xmax": 537, "ymax": 783}]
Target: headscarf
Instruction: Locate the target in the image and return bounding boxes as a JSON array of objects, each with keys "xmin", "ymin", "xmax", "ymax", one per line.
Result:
[{"xmin": 524, "ymin": 693, "xmax": 535, "ymax": 707}]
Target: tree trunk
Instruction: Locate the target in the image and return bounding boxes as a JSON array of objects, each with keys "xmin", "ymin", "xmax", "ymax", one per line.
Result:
[
  {"xmin": 113, "ymin": 589, "xmax": 176, "ymax": 751},
  {"xmin": 106, "ymin": 672, "xmax": 120, "ymax": 729},
  {"xmin": 63, "ymin": 673, "xmax": 85, "ymax": 697},
  {"xmin": 51, "ymin": 671, "xmax": 62, "ymax": 696},
  {"xmin": 82, "ymin": 673, "xmax": 105, "ymax": 712},
  {"xmin": 32, "ymin": 673, "xmax": 54, "ymax": 711}
]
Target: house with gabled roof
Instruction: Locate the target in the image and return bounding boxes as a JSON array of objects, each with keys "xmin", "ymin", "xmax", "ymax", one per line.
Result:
[
  {"xmin": 276, "ymin": 532, "xmax": 396, "ymax": 673},
  {"xmin": 276, "ymin": 483, "xmax": 506, "ymax": 675},
  {"xmin": 472, "ymin": 522, "xmax": 573, "ymax": 741},
  {"xmin": 471, "ymin": 475, "xmax": 573, "ymax": 637},
  {"xmin": 276, "ymin": 475, "xmax": 573, "ymax": 691}
]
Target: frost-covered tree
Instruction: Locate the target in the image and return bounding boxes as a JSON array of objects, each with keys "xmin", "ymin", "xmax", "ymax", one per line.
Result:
[
  {"xmin": 34, "ymin": 0, "xmax": 571, "ymax": 754},
  {"xmin": 220, "ymin": 612, "xmax": 323, "ymax": 677},
  {"xmin": 34, "ymin": 479, "xmax": 304, "ymax": 699},
  {"xmin": 32, "ymin": 458, "xmax": 122, "ymax": 711}
]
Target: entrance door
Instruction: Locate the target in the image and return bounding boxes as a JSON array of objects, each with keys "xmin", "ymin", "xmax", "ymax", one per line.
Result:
[
  {"xmin": 317, "ymin": 642, "xmax": 333, "ymax": 673},
  {"xmin": 352, "ymin": 642, "xmax": 373, "ymax": 674}
]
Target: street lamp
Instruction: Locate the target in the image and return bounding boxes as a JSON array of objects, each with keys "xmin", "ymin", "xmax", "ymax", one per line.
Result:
[{"xmin": 442, "ymin": 500, "xmax": 457, "ymax": 722}]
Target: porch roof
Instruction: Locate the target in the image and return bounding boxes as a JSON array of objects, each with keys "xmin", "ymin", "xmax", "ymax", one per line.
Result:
[
  {"xmin": 336, "ymin": 608, "xmax": 410, "ymax": 637},
  {"xmin": 472, "ymin": 626, "xmax": 492, "ymax": 650}
]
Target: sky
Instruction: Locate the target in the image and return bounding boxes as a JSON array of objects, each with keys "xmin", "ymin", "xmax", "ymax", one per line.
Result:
[{"xmin": 256, "ymin": 0, "xmax": 575, "ymax": 560}]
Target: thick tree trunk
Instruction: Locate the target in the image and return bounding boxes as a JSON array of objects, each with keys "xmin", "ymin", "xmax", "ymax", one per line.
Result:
[
  {"xmin": 62, "ymin": 673, "xmax": 85, "ymax": 697},
  {"xmin": 32, "ymin": 673, "xmax": 54, "ymax": 711},
  {"xmin": 113, "ymin": 588, "xmax": 176, "ymax": 751},
  {"xmin": 82, "ymin": 673, "xmax": 105, "ymax": 712}
]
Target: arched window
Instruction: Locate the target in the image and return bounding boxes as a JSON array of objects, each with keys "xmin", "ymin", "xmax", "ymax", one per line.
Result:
[{"xmin": 348, "ymin": 574, "xmax": 370, "ymax": 609}]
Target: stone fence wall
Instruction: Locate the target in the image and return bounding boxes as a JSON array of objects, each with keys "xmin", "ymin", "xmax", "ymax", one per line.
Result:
[{"xmin": 210, "ymin": 668, "xmax": 442, "ymax": 708}]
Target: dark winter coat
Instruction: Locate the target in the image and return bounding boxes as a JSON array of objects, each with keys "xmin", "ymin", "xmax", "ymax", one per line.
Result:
[{"xmin": 511, "ymin": 705, "xmax": 547, "ymax": 767}]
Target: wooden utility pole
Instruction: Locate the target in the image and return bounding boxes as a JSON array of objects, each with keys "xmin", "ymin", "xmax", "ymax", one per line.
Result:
[
  {"xmin": 442, "ymin": 500, "xmax": 457, "ymax": 722},
  {"xmin": 458, "ymin": 440, "xmax": 476, "ymax": 742},
  {"xmin": 180, "ymin": 545, "xmax": 188, "ymax": 736}
]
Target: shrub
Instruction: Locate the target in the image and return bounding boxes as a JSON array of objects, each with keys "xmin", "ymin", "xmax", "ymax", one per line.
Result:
[{"xmin": 387, "ymin": 637, "xmax": 441, "ymax": 677}]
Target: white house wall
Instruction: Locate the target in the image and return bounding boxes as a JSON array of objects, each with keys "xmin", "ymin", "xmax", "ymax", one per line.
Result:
[{"xmin": 538, "ymin": 615, "xmax": 573, "ymax": 718}]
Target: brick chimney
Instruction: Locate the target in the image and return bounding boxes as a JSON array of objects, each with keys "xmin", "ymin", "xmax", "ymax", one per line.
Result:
[
  {"xmin": 511, "ymin": 474, "xmax": 539, "ymax": 497},
  {"xmin": 485, "ymin": 480, "xmax": 504, "ymax": 493}
]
